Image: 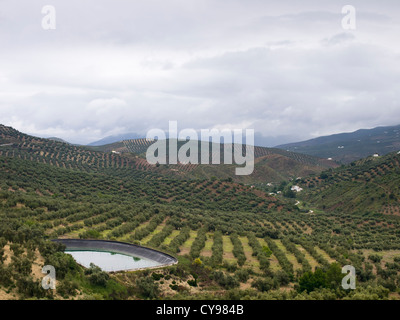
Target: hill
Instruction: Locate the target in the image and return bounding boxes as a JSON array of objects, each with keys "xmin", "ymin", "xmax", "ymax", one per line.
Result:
[
  {"xmin": 92, "ymin": 138, "xmax": 339, "ymax": 183},
  {"xmin": 0, "ymin": 124, "xmax": 337, "ymax": 183},
  {"xmin": 46, "ymin": 137, "xmax": 71, "ymax": 144},
  {"xmin": 276, "ymin": 124, "xmax": 400, "ymax": 164},
  {"xmin": 298, "ymin": 151, "xmax": 400, "ymax": 216},
  {"xmin": 0, "ymin": 124, "xmax": 150, "ymax": 175},
  {"xmin": 1, "ymin": 124, "xmax": 400, "ymax": 300},
  {"xmin": 87, "ymin": 132, "xmax": 144, "ymax": 146}
]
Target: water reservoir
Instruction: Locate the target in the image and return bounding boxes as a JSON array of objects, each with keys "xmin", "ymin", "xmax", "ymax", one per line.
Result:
[{"xmin": 52, "ymin": 239, "xmax": 177, "ymax": 272}]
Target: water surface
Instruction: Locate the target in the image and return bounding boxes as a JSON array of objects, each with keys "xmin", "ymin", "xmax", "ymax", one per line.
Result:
[{"xmin": 65, "ymin": 250, "xmax": 161, "ymax": 272}]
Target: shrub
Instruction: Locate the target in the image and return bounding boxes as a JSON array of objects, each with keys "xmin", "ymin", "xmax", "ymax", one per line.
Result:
[
  {"xmin": 57, "ymin": 279, "xmax": 79, "ymax": 297},
  {"xmin": 211, "ymin": 271, "xmax": 239, "ymax": 289},
  {"xmin": 85, "ymin": 263, "xmax": 110, "ymax": 287},
  {"xmin": 251, "ymin": 278, "xmax": 276, "ymax": 292},
  {"xmin": 187, "ymin": 279, "xmax": 197, "ymax": 287},
  {"xmin": 235, "ymin": 269, "xmax": 250, "ymax": 283},
  {"xmin": 16, "ymin": 276, "xmax": 46, "ymax": 298},
  {"xmin": 136, "ymin": 276, "xmax": 160, "ymax": 299},
  {"xmin": 151, "ymin": 273, "xmax": 164, "ymax": 281},
  {"xmin": 368, "ymin": 254, "xmax": 382, "ymax": 263},
  {"xmin": 45, "ymin": 252, "xmax": 79, "ymax": 280},
  {"xmin": 299, "ymin": 269, "xmax": 327, "ymax": 293},
  {"xmin": 0, "ymin": 264, "xmax": 14, "ymax": 287}
]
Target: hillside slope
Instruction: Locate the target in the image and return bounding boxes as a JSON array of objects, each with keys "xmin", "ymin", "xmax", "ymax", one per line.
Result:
[
  {"xmin": 1, "ymin": 124, "xmax": 337, "ymax": 183},
  {"xmin": 87, "ymin": 132, "xmax": 144, "ymax": 146},
  {"xmin": 1, "ymin": 124, "xmax": 400, "ymax": 300},
  {"xmin": 93, "ymin": 137, "xmax": 338, "ymax": 183},
  {"xmin": 276, "ymin": 124, "xmax": 400, "ymax": 164},
  {"xmin": 298, "ymin": 152, "xmax": 400, "ymax": 215}
]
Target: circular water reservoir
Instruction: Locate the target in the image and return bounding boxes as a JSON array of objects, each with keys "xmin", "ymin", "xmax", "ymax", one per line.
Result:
[
  {"xmin": 65, "ymin": 250, "xmax": 161, "ymax": 272},
  {"xmin": 52, "ymin": 239, "xmax": 177, "ymax": 272}
]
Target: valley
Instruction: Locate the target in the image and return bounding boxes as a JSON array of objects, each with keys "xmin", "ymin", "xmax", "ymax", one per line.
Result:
[{"xmin": 0, "ymin": 124, "xmax": 400, "ymax": 300}]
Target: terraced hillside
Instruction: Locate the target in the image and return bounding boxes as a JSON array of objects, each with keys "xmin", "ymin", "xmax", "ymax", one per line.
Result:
[
  {"xmin": 94, "ymin": 137, "xmax": 339, "ymax": 183},
  {"xmin": 0, "ymin": 125, "xmax": 205, "ymax": 179},
  {"xmin": 1, "ymin": 124, "xmax": 399, "ymax": 300},
  {"xmin": 2, "ymin": 163, "xmax": 400, "ymax": 299},
  {"xmin": 277, "ymin": 124, "xmax": 400, "ymax": 163},
  {"xmin": 1, "ymin": 125, "xmax": 337, "ymax": 184},
  {"xmin": 0, "ymin": 156, "xmax": 289, "ymax": 215},
  {"xmin": 298, "ymin": 152, "xmax": 400, "ymax": 216},
  {"xmin": 0, "ymin": 159, "xmax": 399, "ymax": 300},
  {"xmin": 121, "ymin": 138, "xmax": 337, "ymax": 168},
  {"xmin": 0, "ymin": 125, "xmax": 141, "ymax": 172}
]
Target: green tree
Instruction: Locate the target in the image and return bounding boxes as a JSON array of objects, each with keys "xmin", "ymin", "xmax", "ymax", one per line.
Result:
[
  {"xmin": 251, "ymin": 277, "xmax": 276, "ymax": 292},
  {"xmin": 326, "ymin": 263, "xmax": 343, "ymax": 289},
  {"xmin": 299, "ymin": 268, "xmax": 328, "ymax": 293}
]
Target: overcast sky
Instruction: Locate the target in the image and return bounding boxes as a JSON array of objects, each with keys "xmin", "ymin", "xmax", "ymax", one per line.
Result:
[{"xmin": 0, "ymin": 0, "xmax": 399, "ymax": 145}]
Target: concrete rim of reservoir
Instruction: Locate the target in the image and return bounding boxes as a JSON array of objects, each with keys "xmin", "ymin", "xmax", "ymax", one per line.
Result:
[{"xmin": 52, "ymin": 239, "xmax": 178, "ymax": 272}]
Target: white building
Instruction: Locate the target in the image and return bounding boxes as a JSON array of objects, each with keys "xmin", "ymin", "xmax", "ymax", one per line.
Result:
[{"xmin": 291, "ymin": 185, "xmax": 303, "ymax": 192}]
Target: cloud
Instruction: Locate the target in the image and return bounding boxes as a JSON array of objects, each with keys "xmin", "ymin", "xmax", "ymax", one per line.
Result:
[
  {"xmin": 0, "ymin": 0, "xmax": 399, "ymax": 145},
  {"xmin": 322, "ymin": 33, "xmax": 355, "ymax": 46}
]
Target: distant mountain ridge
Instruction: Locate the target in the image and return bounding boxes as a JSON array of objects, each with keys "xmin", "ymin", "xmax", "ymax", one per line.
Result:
[
  {"xmin": 88, "ymin": 131, "xmax": 297, "ymax": 148},
  {"xmin": 88, "ymin": 132, "xmax": 144, "ymax": 146},
  {"xmin": 94, "ymin": 138, "xmax": 338, "ymax": 183},
  {"xmin": 0, "ymin": 124, "xmax": 337, "ymax": 183},
  {"xmin": 276, "ymin": 124, "xmax": 400, "ymax": 163},
  {"xmin": 47, "ymin": 137, "xmax": 70, "ymax": 144}
]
